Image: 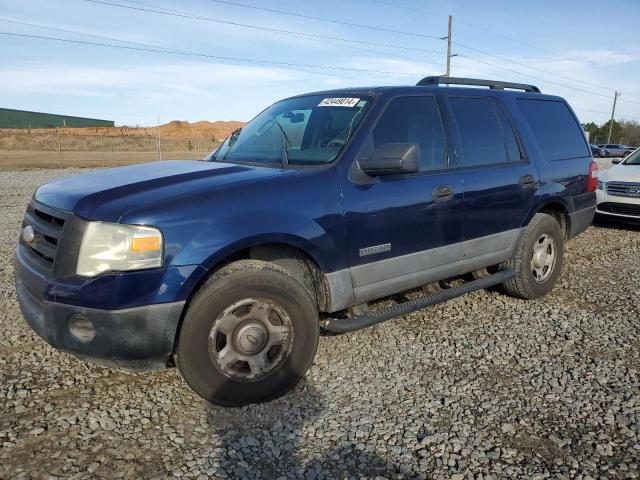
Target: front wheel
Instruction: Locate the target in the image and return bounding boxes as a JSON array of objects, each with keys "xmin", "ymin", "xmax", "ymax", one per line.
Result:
[
  {"xmin": 501, "ymin": 213, "xmax": 565, "ymax": 299},
  {"xmin": 177, "ymin": 260, "xmax": 319, "ymax": 406}
]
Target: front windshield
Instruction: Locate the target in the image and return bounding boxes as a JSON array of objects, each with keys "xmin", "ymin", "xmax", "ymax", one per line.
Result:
[
  {"xmin": 210, "ymin": 94, "xmax": 371, "ymax": 166},
  {"xmin": 623, "ymin": 149, "xmax": 640, "ymax": 165}
]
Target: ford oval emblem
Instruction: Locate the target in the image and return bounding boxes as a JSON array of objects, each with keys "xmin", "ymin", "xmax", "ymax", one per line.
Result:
[{"xmin": 22, "ymin": 225, "xmax": 35, "ymax": 244}]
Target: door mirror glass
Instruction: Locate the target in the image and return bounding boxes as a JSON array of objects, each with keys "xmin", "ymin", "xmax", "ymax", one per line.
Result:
[{"xmin": 359, "ymin": 143, "xmax": 419, "ymax": 175}]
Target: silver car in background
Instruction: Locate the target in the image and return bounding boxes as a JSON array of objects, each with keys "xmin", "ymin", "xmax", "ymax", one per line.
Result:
[
  {"xmin": 598, "ymin": 144, "xmax": 635, "ymax": 158},
  {"xmin": 596, "ymin": 149, "xmax": 640, "ymax": 221}
]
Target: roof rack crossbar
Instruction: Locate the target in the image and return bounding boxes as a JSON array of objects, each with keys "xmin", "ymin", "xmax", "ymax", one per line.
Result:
[{"xmin": 417, "ymin": 76, "xmax": 541, "ymax": 93}]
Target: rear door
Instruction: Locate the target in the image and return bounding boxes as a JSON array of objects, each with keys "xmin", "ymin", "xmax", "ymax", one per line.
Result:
[{"xmin": 444, "ymin": 95, "xmax": 539, "ymax": 267}]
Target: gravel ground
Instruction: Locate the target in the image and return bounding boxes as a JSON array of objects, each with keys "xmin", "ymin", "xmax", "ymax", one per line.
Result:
[{"xmin": 1, "ymin": 168, "xmax": 639, "ymax": 480}]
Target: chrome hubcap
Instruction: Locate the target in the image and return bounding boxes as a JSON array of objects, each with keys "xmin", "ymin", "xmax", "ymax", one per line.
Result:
[
  {"xmin": 208, "ymin": 298, "xmax": 293, "ymax": 382},
  {"xmin": 530, "ymin": 233, "xmax": 556, "ymax": 283}
]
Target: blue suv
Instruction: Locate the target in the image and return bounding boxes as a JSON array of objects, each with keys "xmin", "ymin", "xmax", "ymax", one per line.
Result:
[{"xmin": 14, "ymin": 77, "xmax": 597, "ymax": 405}]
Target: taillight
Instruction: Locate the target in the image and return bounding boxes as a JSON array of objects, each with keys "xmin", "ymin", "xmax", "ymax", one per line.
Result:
[{"xmin": 587, "ymin": 161, "xmax": 598, "ymax": 192}]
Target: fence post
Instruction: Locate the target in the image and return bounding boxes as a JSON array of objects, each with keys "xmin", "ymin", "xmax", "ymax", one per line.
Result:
[
  {"xmin": 100, "ymin": 133, "xmax": 105, "ymax": 167},
  {"xmin": 56, "ymin": 127, "xmax": 63, "ymax": 169},
  {"xmin": 156, "ymin": 116, "xmax": 162, "ymax": 161}
]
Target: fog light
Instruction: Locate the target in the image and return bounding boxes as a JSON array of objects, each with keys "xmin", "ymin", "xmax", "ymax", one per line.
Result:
[{"xmin": 69, "ymin": 314, "xmax": 96, "ymax": 343}]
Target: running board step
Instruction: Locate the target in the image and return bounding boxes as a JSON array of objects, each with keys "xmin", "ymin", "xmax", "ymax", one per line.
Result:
[{"xmin": 321, "ymin": 269, "xmax": 516, "ymax": 333}]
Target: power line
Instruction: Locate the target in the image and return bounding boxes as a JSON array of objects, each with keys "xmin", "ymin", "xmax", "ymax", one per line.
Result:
[
  {"xmin": 458, "ymin": 54, "xmax": 612, "ymax": 98},
  {"xmin": 82, "ymin": 0, "xmax": 451, "ymax": 73},
  {"xmin": 206, "ymin": 0, "xmax": 640, "ymax": 101},
  {"xmin": 92, "ymin": 0, "xmax": 640, "ymax": 108},
  {"xmin": 0, "ymin": 15, "xmax": 439, "ymax": 69},
  {"xmin": 1, "ymin": 14, "xmax": 447, "ymax": 79},
  {"xmin": 572, "ymin": 106, "xmax": 640, "ymax": 122},
  {"xmin": 459, "ymin": 53, "xmax": 640, "ymax": 111},
  {"xmin": 368, "ymin": 0, "xmax": 640, "ymax": 98},
  {"xmin": 453, "ymin": 41, "xmax": 623, "ymax": 94},
  {"xmin": 0, "ymin": 31, "xmax": 425, "ymax": 77},
  {"xmin": 0, "ymin": 17, "xmax": 178, "ymax": 51},
  {"xmin": 84, "ymin": 0, "xmax": 446, "ymax": 56},
  {"xmin": 453, "ymin": 29, "xmax": 640, "ymax": 99},
  {"xmin": 202, "ymin": 0, "xmax": 443, "ymax": 39}
]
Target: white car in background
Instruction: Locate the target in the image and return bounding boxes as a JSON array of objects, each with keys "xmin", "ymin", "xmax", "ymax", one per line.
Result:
[{"xmin": 596, "ymin": 149, "xmax": 640, "ymax": 222}]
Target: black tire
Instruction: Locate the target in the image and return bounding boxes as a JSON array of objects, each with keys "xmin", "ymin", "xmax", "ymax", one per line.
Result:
[
  {"xmin": 177, "ymin": 260, "xmax": 319, "ymax": 406},
  {"xmin": 501, "ymin": 213, "xmax": 564, "ymax": 299}
]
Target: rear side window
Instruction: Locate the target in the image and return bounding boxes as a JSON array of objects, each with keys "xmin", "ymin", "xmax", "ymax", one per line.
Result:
[
  {"xmin": 518, "ymin": 99, "xmax": 590, "ymax": 160},
  {"xmin": 372, "ymin": 96, "xmax": 446, "ymax": 172},
  {"xmin": 449, "ymin": 97, "xmax": 509, "ymax": 167}
]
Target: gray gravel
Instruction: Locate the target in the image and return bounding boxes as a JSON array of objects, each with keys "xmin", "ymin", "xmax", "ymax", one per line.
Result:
[{"xmin": 1, "ymin": 168, "xmax": 640, "ymax": 480}]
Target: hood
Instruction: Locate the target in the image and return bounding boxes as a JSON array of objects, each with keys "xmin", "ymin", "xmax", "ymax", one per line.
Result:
[
  {"xmin": 35, "ymin": 160, "xmax": 295, "ymax": 221},
  {"xmin": 599, "ymin": 163, "xmax": 640, "ymax": 183}
]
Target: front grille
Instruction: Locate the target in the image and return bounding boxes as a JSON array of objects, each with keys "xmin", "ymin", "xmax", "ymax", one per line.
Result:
[
  {"xmin": 606, "ymin": 182, "xmax": 640, "ymax": 198},
  {"xmin": 598, "ymin": 202, "xmax": 640, "ymax": 217},
  {"xmin": 20, "ymin": 201, "xmax": 70, "ymax": 273}
]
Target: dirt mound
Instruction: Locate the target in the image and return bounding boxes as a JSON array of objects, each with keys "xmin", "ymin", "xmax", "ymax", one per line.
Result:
[
  {"xmin": 1, "ymin": 120, "xmax": 245, "ymax": 141},
  {"xmin": 157, "ymin": 120, "xmax": 244, "ymax": 139}
]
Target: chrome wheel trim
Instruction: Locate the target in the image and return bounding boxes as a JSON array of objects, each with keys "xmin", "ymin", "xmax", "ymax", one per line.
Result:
[
  {"xmin": 530, "ymin": 233, "xmax": 556, "ymax": 283},
  {"xmin": 208, "ymin": 298, "xmax": 294, "ymax": 382}
]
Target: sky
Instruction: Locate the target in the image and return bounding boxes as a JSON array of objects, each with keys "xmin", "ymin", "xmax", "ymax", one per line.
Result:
[{"xmin": 0, "ymin": 0, "xmax": 639, "ymax": 126}]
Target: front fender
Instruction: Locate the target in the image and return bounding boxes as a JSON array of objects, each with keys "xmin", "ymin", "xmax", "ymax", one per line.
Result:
[
  {"xmin": 120, "ymin": 166, "xmax": 347, "ymax": 277},
  {"xmin": 176, "ymin": 209, "xmax": 339, "ymax": 273}
]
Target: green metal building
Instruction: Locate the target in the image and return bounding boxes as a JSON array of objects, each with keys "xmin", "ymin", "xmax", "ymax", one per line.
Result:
[{"xmin": 0, "ymin": 108, "xmax": 114, "ymax": 129}]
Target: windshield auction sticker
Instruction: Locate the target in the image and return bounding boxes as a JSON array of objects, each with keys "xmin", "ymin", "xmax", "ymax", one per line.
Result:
[{"xmin": 318, "ymin": 98, "xmax": 360, "ymax": 107}]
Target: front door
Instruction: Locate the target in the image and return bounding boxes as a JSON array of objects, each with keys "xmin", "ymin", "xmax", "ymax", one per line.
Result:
[{"xmin": 340, "ymin": 95, "xmax": 464, "ymax": 304}]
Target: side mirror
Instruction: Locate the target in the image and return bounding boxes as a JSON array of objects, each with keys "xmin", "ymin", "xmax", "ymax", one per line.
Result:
[
  {"xmin": 612, "ymin": 158, "xmax": 623, "ymax": 164},
  {"xmin": 359, "ymin": 143, "xmax": 419, "ymax": 176}
]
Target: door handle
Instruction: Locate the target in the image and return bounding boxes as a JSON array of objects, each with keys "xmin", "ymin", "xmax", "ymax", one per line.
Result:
[
  {"xmin": 519, "ymin": 174, "xmax": 536, "ymax": 189},
  {"xmin": 432, "ymin": 185, "xmax": 454, "ymax": 203}
]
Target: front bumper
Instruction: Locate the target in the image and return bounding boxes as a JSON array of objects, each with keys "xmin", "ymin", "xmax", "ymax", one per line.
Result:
[
  {"xmin": 596, "ymin": 188, "xmax": 640, "ymax": 221},
  {"xmin": 14, "ymin": 249, "xmax": 185, "ymax": 370}
]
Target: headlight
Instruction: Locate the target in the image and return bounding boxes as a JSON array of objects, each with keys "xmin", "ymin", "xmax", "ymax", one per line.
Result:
[
  {"xmin": 597, "ymin": 180, "xmax": 603, "ymax": 190},
  {"xmin": 76, "ymin": 222, "xmax": 163, "ymax": 277}
]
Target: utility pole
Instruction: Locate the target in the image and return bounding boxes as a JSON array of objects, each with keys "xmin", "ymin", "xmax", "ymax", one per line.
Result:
[
  {"xmin": 607, "ymin": 91, "xmax": 621, "ymax": 144},
  {"xmin": 440, "ymin": 16, "xmax": 457, "ymax": 77},
  {"xmin": 446, "ymin": 15, "xmax": 452, "ymax": 77}
]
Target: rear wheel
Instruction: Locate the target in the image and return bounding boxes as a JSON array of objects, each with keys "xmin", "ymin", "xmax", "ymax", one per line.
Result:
[
  {"xmin": 501, "ymin": 213, "xmax": 564, "ymax": 299},
  {"xmin": 177, "ymin": 260, "xmax": 319, "ymax": 406}
]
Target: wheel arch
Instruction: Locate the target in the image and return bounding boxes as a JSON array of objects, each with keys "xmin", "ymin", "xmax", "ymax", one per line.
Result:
[
  {"xmin": 524, "ymin": 198, "xmax": 572, "ymax": 240},
  {"xmin": 171, "ymin": 238, "xmax": 331, "ymax": 359}
]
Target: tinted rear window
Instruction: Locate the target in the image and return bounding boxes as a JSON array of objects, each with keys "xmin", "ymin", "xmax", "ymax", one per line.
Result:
[{"xmin": 518, "ymin": 99, "xmax": 589, "ymax": 160}]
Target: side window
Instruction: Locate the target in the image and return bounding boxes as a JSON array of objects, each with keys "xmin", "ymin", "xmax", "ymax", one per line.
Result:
[
  {"xmin": 372, "ymin": 96, "xmax": 446, "ymax": 172},
  {"xmin": 494, "ymin": 105, "xmax": 523, "ymax": 162},
  {"xmin": 517, "ymin": 99, "xmax": 590, "ymax": 160},
  {"xmin": 449, "ymin": 97, "xmax": 508, "ymax": 167}
]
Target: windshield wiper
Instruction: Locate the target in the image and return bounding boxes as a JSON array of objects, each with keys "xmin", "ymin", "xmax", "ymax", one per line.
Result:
[{"xmin": 272, "ymin": 120, "xmax": 291, "ymax": 168}]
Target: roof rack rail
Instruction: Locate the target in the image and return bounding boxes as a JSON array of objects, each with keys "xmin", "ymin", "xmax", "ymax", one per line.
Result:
[{"xmin": 417, "ymin": 76, "xmax": 541, "ymax": 93}]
